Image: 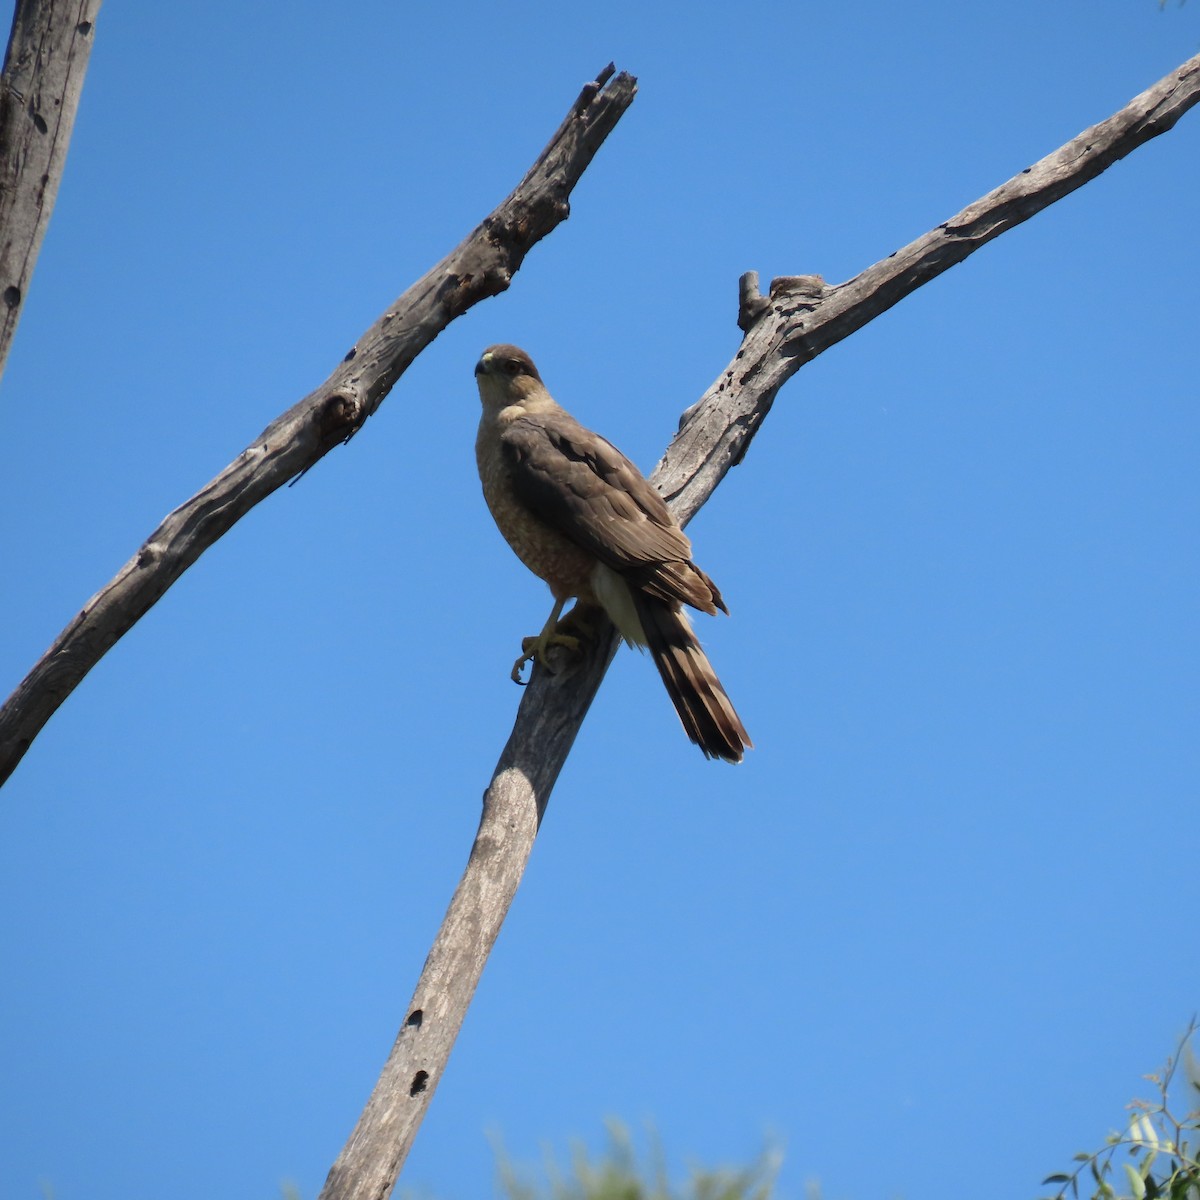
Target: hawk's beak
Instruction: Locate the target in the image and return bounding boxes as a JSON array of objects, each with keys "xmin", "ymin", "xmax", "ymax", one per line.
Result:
[{"xmin": 474, "ymin": 353, "xmax": 492, "ymax": 378}]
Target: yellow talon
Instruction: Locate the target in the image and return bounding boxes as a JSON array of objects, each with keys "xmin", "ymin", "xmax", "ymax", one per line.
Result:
[
  {"xmin": 511, "ymin": 630, "xmax": 583, "ymax": 684},
  {"xmin": 508, "ymin": 597, "xmax": 599, "ymax": 684}
]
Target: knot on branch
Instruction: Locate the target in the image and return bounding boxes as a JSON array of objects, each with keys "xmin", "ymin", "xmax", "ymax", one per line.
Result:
[
  {"xmin": 441, "ymin": 264, "xmax": 511, "ymax": 317},
  {"xmin": 768, "ymin": 274, "xmax": 827, "ymax": 305},
  {"xmin": 738, "ymin": 272, "xmax": 827, "ymax": 333},
  {"xmin": 317, "ymin": 390, "xmax": 364, "ymax": 448},
  {"xmin": 487, "ymin": 195, "xmax": 572, "ymax": 252}
]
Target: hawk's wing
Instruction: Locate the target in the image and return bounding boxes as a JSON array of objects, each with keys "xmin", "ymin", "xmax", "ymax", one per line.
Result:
[{"xmin": 499, "ymin": 410, "xmax": 723, "ymax": 613}]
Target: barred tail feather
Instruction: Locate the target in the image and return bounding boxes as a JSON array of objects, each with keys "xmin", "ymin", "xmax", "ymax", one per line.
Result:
[{"xmin": 633, "ymin": 595, "xmax": 752, "ymax": 764}]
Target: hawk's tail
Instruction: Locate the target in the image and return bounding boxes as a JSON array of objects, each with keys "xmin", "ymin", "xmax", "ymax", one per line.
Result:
[{"xmin": 633, "ymin": 595, "xmax": 752, "ymax": 764}]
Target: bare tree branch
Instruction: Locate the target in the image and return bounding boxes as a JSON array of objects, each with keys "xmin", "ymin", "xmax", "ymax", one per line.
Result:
[
  {"xmin": 0, "ymin": 63, "xmax": 637, "ymax": 788},
  {"xmin": 0, "ymin": 0, "xmax": 101, "ymax": 379},
  {"xmin": 317, "ymin": 635, "xmax": 614, "ymax": 1200},
  {"xmin": 660, "ymin": 48, "xmax": 1200, "ymax": 525},
  {"xmin": 320, "ymin": 50, "xmax": 1200, "ymax": 1199}
]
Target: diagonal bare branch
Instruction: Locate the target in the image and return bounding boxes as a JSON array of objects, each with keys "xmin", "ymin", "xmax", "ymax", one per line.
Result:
[
  {"xmin": 323, "ymin": 50, "xmax": 1200, "ymax": 1199},
  {"xmin": 660, "ymin": 49, "xmax": 1200, "ymax": 525},
  {"xmin": 0, "ymin": 0, "xmax": 101, "ymax": 379},
  {"xmin": 0, "ymin": 63, "xmax": 638, "ymax": 788}
]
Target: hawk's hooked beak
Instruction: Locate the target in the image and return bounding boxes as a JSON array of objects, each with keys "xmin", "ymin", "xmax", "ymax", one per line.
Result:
[{"xmin": 474, "ymin": 352, "xmax": 493, "ymax": 378}]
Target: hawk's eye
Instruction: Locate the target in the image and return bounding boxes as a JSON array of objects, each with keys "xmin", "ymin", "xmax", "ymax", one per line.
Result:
[{"xmin": 503, "ymin": 360, "xmax": 521, "ymax": 376}]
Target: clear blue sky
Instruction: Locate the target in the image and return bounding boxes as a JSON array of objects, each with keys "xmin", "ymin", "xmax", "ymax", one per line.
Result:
[{"xmin": 1, "ymin": 3, "xmax": 1197, "ymax": 1198}]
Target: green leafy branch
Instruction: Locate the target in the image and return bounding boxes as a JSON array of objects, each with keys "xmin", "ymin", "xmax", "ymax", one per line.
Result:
[{"xmin": 1042, "ymin": 1023, "xmax": 1200, "ymax": 1200}]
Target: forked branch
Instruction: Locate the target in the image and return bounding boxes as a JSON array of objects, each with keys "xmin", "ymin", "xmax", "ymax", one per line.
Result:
[{"xmin": 320, "ymin": 49, "xmax": 1200, "ymax": 1199}]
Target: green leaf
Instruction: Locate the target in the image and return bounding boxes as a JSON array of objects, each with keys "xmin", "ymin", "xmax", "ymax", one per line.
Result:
[
  {"xmin": 1125, "ymin": 1162, "xmax": 1148, "ymax": 1200},
  {"xmin": 1044, "ymin": 1174, "xmax": 1073, "ymax": 1185}
]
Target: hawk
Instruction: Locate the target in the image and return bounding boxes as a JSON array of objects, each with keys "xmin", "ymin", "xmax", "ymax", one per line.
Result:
[{"xmin": 474, "ymin": 344, "xmax": 751, "ymax": 763}]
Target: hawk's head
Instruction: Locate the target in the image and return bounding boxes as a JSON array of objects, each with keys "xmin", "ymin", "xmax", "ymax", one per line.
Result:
[{"xmin": 475, "ymin": 344, "xmax": 547, "ymax": 410}]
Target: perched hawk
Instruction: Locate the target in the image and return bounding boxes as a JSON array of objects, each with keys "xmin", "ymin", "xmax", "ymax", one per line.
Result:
[{"xmin": 474, "ymin": 344, "xmax": 751, "ymax": 763}]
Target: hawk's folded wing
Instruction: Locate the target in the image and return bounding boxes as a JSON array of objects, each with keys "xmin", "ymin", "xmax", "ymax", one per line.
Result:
[{"xmin": 499, "ymin": 411, "xmax": 724, "ymax": 614}]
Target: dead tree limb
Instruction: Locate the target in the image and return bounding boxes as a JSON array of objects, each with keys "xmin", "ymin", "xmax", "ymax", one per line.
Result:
[
  {"xmin": 318, "ymin": 50, "xmax": 1200, "ymax": 1200},
  {"xmin": 0, "ymin": 0, "xmax": 101, "ymax": 379},
  {"xmin": 0, "ymin": 63, "xmax": 637, "ymax": 788}
]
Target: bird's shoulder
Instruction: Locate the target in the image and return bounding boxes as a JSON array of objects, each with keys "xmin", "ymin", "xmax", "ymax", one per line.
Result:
[
  {"xmin": 500, "ymin": 409, "xmax": 667, "ymax": 513},
  {"xmin": 498, "ymin": 408, "xmax": 693, "ymax": 568}
]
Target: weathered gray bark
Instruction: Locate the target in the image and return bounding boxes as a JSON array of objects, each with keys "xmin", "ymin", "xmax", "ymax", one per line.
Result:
[
  {"xmin": 0, "ymin": 0, "xmax": 101, "ymax": 379},
  {"xmin": 0, "ymin": 64, "xmax": 637, "ymax": 787},
  {"xmin": 317, "ymin": 50, "xmax": 1200, "ymax": 1199},
  {"xmin": 316, "ymin": 635, "xmax": 616, "ymax": 1200}
]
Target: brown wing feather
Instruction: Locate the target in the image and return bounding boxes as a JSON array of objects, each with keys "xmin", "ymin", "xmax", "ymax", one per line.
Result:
[{"xmin": 500, "ymin": 411, "xmax": 723, "ymax": 613}]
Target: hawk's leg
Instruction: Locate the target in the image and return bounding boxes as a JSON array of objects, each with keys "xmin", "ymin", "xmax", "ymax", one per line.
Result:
[
  {"xmin": 511, "ymin": 598, "xmax": 583, "ymax": 684},
  {"xmin": 555, "ymin": 601, "xmax": 603, "ymax": 641}
]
